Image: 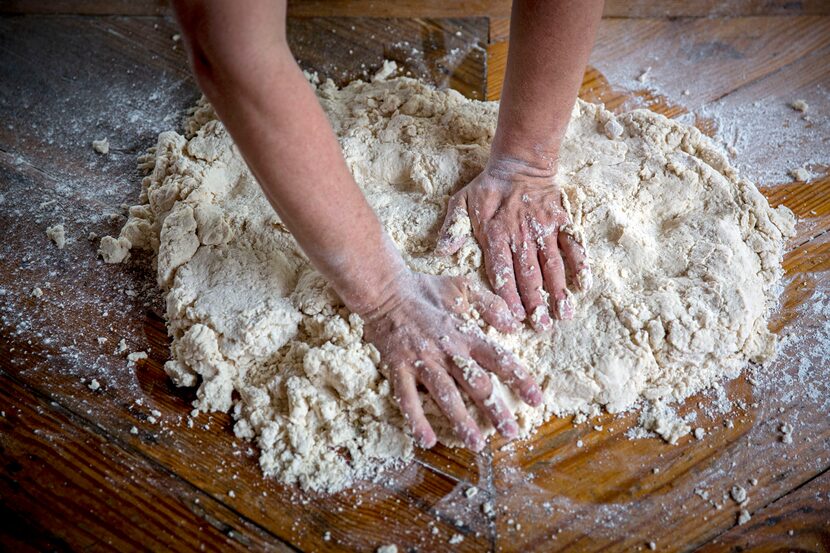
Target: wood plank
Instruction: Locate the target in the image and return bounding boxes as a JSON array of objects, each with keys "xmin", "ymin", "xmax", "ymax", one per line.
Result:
[
  {"xmin": 0, "ymin": 371, "xmax": 290, "ymax": 552},
  {"xmin": 697, "ymin": 469, "xmax": 830, "ymax": 552},
  {"xmin": 487, "ymin": 16, "xmax": 830, "ymax": 108},
  {"xmin": 3, "ymin": 0, "xmax": 829, "ymax": 18}
]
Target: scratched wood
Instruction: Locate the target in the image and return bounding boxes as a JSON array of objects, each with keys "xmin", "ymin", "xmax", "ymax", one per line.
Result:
[
  {"xmin": 697, "ymin": 470, "xmax": 830, "ymax": 552},
  {"xmin": 3, "ymin": 0, "xmax": 830, "ymax": 17},
  {"xmin": 1, "ymin": 8, "xmax": 829, "ymax": 553},
  {"xmin": 0, "ymin": 373, "xmax": 289, "ymax": 552}
]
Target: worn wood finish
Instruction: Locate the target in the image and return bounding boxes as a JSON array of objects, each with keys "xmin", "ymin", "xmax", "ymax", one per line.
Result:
[
  {"xmin": 0, "ymin": 372, "xmax": 290, "ymax": 552},
  {"xmin": 697, "ymin": 470, "xmax": 830, "ymax": 552},
  {"xmin": 1, "ymin": 7, "xmax": 829, "ymax": 553},
  {"xmin": 3, "ymin": 0, "xmax": 830, "ymax": 18}
]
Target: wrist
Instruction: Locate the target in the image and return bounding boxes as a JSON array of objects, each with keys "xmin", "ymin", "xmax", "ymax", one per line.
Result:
[
  {"xmin": 333, "ymin": 235, "xmax": 411, "ymax": 318},
  {"xmin": 484, "ymin": 151, "xmax": 559, "ymax": 184}
]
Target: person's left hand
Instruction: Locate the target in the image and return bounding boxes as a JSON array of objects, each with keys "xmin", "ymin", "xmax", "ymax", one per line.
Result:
[{"xmin": 435, "ymin": 161, "xmax": 591, "ymax": 331}]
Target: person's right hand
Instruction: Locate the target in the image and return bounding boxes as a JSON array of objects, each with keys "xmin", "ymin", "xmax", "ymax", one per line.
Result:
[{"xmin": 361, "ymin": 270, "xmax": 543, "ymax": 451}]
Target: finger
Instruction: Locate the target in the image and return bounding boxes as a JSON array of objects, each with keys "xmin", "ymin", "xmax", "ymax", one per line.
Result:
[
  {"xmin": 482, "ymin": 231, "xmax": 526, "ymax": 320},
  {"xmin": 558, "ymin": 230, "xmax": 592, "ymax": 292},
  {"xmin": 450, "ymin": 355, "xmax": 518, "ymax": 439},
  {"xmin": 469, "ymin": 338, "xmax": 543, "ymax": 407},
  {"xmin": 392, "ymin": 366, "xmax": 436, "ymax": 448},
  {"xmin": 435, "ymin": 192, "xmax": 470, "ymax": 256},
  {"xmin": 420, "ymin": 363, "xmax": 484, "ymax": 451},
  {"xmin": 539, "ymin": 232, "xmax": 572, "ymax": 320},
  {"xmin": 512, "ymin": 234, "xmax": 551, "ymax": 331},
  {"xmin": 468, "ymin": 283, "xmax": 520, "ymax": 333}
]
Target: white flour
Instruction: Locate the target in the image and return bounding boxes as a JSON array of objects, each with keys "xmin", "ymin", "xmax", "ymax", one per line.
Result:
[{"xmin": 101, "ymin": 69, "xmax": 794, "ymax": 492}]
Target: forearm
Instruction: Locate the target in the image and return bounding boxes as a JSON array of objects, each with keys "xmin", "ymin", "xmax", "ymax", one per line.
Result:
[
  {"xmin": 491, "ymin": 0, "xmax": 603, "ymax": 174},
  {"xmin": 173, "ymin": 0, "xmax": 404, "ymax": 314}
]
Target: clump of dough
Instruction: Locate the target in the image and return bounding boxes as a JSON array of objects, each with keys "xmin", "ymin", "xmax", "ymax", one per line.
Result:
[
  {"xmin": 46, "ymin": 224, "xmax": 66, "ymax": 249},
  {"xmin": 105, "ymin": 72, "xmax": 794, "ymax": 491},
  {"xmin": 92, "ymin": 137, "xmax": 110, "ymax": 154}
]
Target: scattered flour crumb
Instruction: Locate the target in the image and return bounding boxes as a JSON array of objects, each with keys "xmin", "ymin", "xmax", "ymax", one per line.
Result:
[
  {"xmin": 130, "ymin": 426, "xmax": 139, "ymax": 434},
  {"xmin": 127, "ymin": 351, "xmax": 148, "ymax": 363},
  {"xmin": 790, "ymin": 99, "xmax": 808, "ymax": 112},
  {"xmin": 97, "ymin": 336, "xmax": 107, "ymax": 345},
  {"xmin": 648, "ymin": 541, "xmax": 657, "ymax": 550},
  {"xmin": 637, "ymin": 66, "xmax": 652, "ymax": 83},
  {"xmin": 31, "ymin": 287, "xmax": 43, "ymax": 298},
  {"xmin": 92, "ymin": 137, "xmax": 110, "ymax": 154},
  {"xmin": 449, "ymin": 534, "xmax": 464, "ymax": 545},
  {"xmin": 465, "ymin": 486, "xmax": 478, "ymax": 499},
  {"xmin": 694, "ymin": 427, "xmax": 706, "ymax": 440},
  {"xmin": 730, "ymin": 485, "xmax": 747, "ymax": 504},
  {"xmin": 789, "ymin": 166, "xmax": 811, "ymax": 182},
  {"xmin": 46, "ymin": 224, "xmax": 66, "ymax": 249},
  {"xmin": 88, "ymin": 379, "xmax": 100, "ymax": 391},
  {"xmin": 115, "ymin": 338, "xmax": 127, "ymax": 355},
  {"xmin": 780, "ymin": 422, "xmax": 794, "ymax": 444},
  {"xmin": 737, "ymin": 509, "xmax": 751, "ymax": 525},
  {"xmin": 376, "ymin": 545, "xmax": 398, "ymax": 553}
]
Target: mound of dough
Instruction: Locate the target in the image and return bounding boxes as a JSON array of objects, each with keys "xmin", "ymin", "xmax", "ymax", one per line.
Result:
[{"xmin": 103, "ymin": 71, "xmax": 794, "ymax": 492}]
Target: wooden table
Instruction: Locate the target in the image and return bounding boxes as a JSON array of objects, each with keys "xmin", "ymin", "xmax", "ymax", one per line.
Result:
[{"xmin": 1, "ymin": 2, "xmax": 828, "ymax": 551}]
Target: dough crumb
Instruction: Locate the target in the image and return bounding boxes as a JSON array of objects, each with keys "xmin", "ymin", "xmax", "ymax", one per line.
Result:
[
  {"xmin": 637, "ymin": 66, "xmax": 652, "ymax": 83},
  {"xmin": 88, "ymin": 379, "xmax": 100, "ymax": 391},
  {"xmin": 127, "ymin": 351, "xmax": 148, "ymax": 363},
  {"xmin": 449, "ymin": 534, "xmax": 464, "ymax": 545},
  {"xmin": 790, "ymin": 99, "xmax": 808, "ymax": 112},
  {"xmin": 730, "ymin": 484, "xmax": 747, "ymax": 504},
  {"xmin": 737, "ymin": 509, "xmax": 751, "ymax": 525},
  {"xmin": 465, "ymin": 486, "xmax": 478, "ymax": 499},
  {"xmin": 130, "ymin": 426, "xmax": 139, "ymax": 434},
  {"xmin": 648, "ymin": 541, "xmax": 657, "ymax": 550},
  {"xmin": 780, "ymin": 422, "xmax": 794, "ymax": 444},
  {"xmin": 31, "ymin": 287, "xmax": 43, "ymax": 298},
  {"xmin": 46, "ymin": 224, "xmax": 66, "ymax": 249},
  {"xmin": 97, "ymin": 336, "xmax": 107, "ymax": 345},
  {"xmin": 99, "ymin": 235, "xmax": 132, "ymax": 263},
  {"xmin": 376, "ymin": 545, "xmax": 398, "ymax": 553},
  {"xmin": 694, "ymin": 427, "xmax": 706, "ymax": 440},
  {"xmin": 115, "ymin": 338, "xmax": 127, "ymax": 355},
  {"xmin": 92, "ymin": 137, "xmax": 110, "ymax": 154},
  {"xmin": 789, "ymin": 166, "xmax": 810, "ymax": 182}
]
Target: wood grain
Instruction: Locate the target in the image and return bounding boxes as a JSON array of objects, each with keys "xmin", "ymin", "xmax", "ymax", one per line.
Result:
[
  {"xmin": 0, "ymin": 372, "xmax": 291, "ymax": 552},
  {"xmin": 3, "ymin": 0, "xmax": 829, "ymax": 17},
  {"xmin": 0, "ymin": 8, "xmax": 829, "ymax": 553},
  {"xmin": 697, "ymin": 469, "xmax": 830, "ymax": 552}
]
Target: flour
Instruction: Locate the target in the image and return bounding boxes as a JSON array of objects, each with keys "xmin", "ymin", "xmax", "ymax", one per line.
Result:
[{"xmin": 101, "ymin": 69, "xmax": 794, "ymax": 492}]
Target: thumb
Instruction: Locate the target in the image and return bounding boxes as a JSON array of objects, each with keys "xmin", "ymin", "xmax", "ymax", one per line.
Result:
[{"xmin": 435, "ymin": 192, "xmax": 470, "ymax": 256}]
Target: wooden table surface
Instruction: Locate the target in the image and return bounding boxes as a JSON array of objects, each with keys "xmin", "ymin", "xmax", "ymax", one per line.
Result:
[{"xmin": 1, "ymin": 2, "xmax": 828, "ymax": 552}]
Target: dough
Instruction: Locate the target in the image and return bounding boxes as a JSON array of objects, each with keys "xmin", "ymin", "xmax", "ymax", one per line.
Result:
[
  {"xmin": 46, "ymin": 223, "xmax": 66, "ymax": 249},
  {"xmin": 103, "ymin": 68, "xmax": 794, "ymax": 492}
]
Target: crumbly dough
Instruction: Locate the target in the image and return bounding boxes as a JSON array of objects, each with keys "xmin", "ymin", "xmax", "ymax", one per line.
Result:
[
  {"xmin": 103, "ymin": 67, "xmax": 794, "ymax": 492},
  {"xmin": 46, "ymin": 223, "xmax": 66, "ymax": 249},
  {"xmin": 92, "ymin": 137, "xmax": 110, "ymax": 154}
]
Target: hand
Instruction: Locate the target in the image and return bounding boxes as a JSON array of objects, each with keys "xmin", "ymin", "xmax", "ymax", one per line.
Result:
[
  {"xmin": 361, "ymin": 271, "xmax": 543, "ymax": 451},
  {"xmin": 436, "ymin": 159, "xmax": 591, "ymax": 331}
]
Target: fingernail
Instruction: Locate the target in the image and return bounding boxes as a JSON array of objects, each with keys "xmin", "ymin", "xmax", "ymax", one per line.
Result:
[
  {"xmin": 498, "ymin": 419, "xmax": 519, "ymax": 439},
  {"xmin": 577, "ymin": 267, "xmax": 593, "ymax": 291},
  {"xmin": 530, "ymin": 306, "xmax": 551, "ymax": 330},
  {"xmin": 557, "ymin": 298, "xmax": 573, "ymax": 320},
  {"xmin": 526, "ymin": 386, "xmax": 543, "ymax": 407},
  {"xmin": 462, "ymin": 428, "xmax": 485, "ymax": 452}
]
